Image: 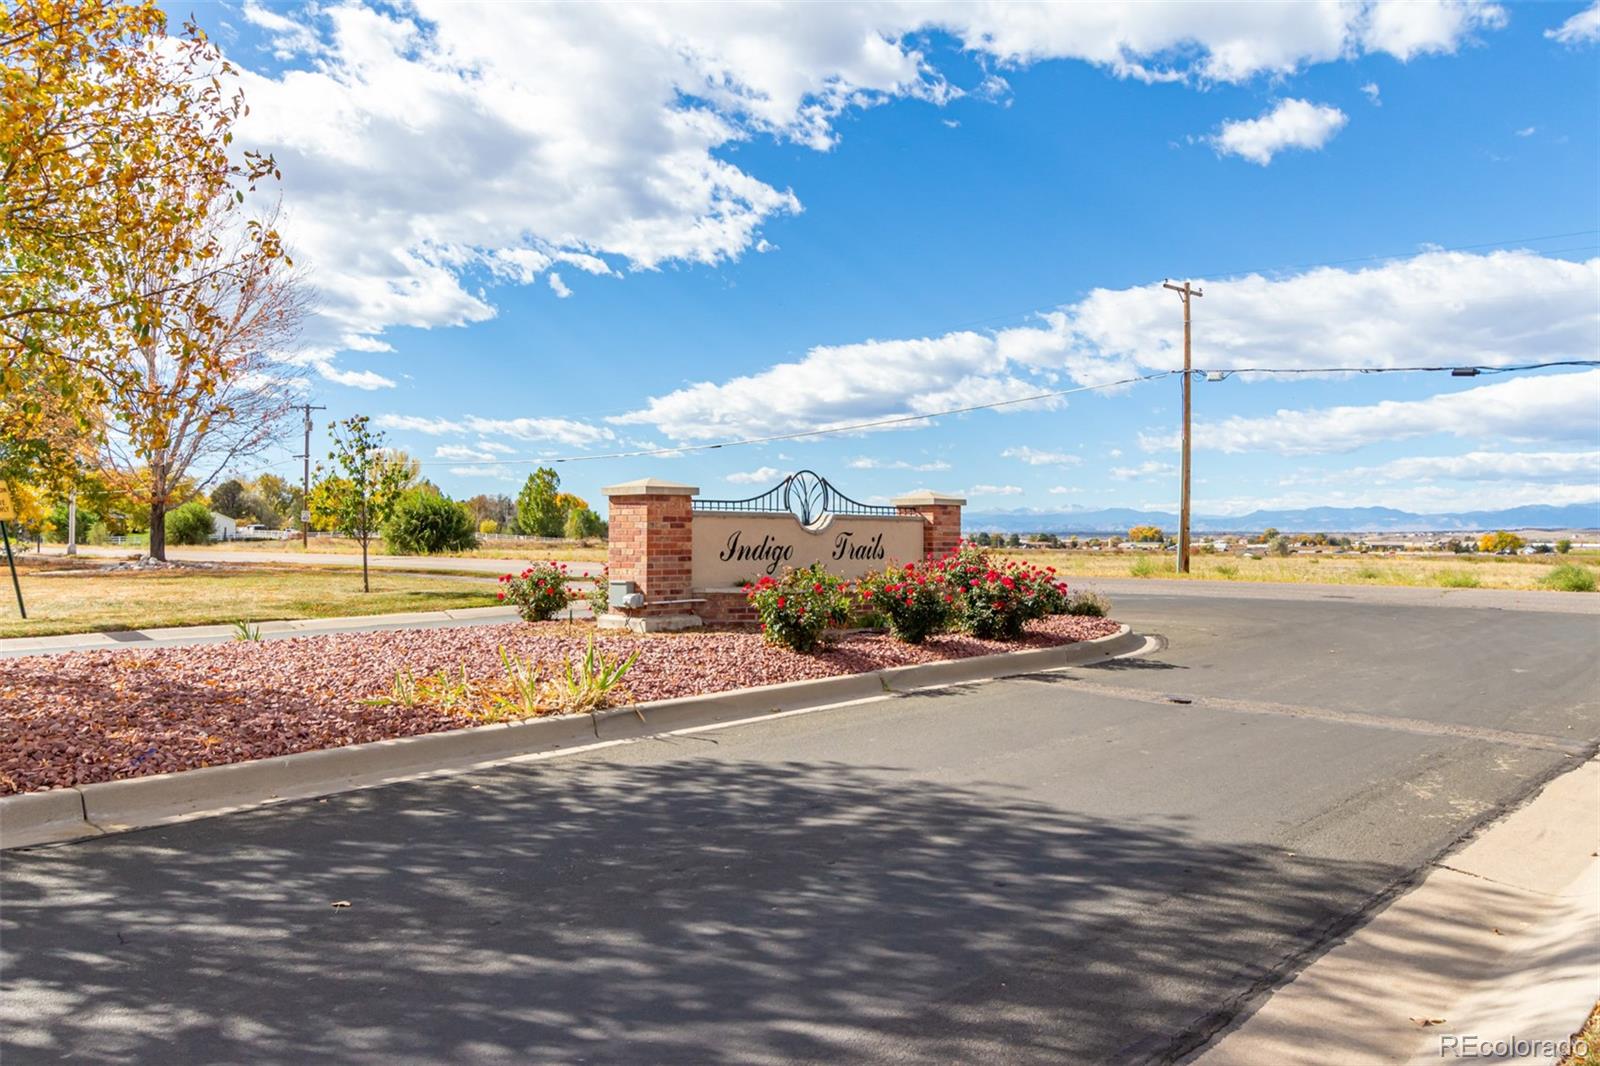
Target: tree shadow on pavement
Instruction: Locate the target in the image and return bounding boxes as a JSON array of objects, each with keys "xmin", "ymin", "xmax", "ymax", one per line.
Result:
[{"xmin": 4, "ymin": 751, "xmax": 1402, "ymax": 1065}]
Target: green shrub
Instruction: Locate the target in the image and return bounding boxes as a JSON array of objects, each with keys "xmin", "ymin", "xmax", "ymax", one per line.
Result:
[
  {"xmin": 586, "ymin": 564, "xmax": 610, "ymax": 615},
  {"xmin": 500, "ymin": 562, "xmax": 573, "ymax": 621},
  {"xmin": 1213, "ymin": 563, "xmax": 1239, "ymax": 579},
  {"xmin": 1063, "ymin": 590, "xmax": 1111, "ymax": 617},
  {"xmin": 1435, "ymin": 569, "xmax": 1481, "ymax": 589},
  {"xmin": 1129, "ymin": 555, "xmax": 1160, "ymax": 578},
  {"xmin": 479, "ymin": 518, "xmax": 499, "ymax": 535},
  {"xmin": 165, "ymin": 501, "xmax": 215, "ymax": 545},
  {"xmin": 1555, "ymin": 539, "xmax": 1572, "ymax": 554},
  {"xmin": 744, "ymin": 564, "xmax": 844, "ymax": 653},
  {"xmin": 1542, "ymin": 563, "xmax": 1597, "ymax": 593},
  {"xmin": 562, "ymin": 506, "xmax": 606, "ymax": 540},
  {"xmin": 384, "ymin": 491, "xmax": 478, "ymax": 554},
  {"xmin": 856, "ymin": 562, "xmax": 953, "ymax": 644},
  {"xmin": 940, "ymin": 542, "xmax": 1058, "ymax": 640}
]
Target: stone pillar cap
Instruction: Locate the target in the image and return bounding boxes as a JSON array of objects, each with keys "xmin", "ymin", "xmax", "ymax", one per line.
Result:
[
  {"xmin": 602, "ymin": 478, "xmax": 700, "ymax": 497},
  {"xmin": 891, "ymin": 490, "xmax": 967, "ymax": 506}
]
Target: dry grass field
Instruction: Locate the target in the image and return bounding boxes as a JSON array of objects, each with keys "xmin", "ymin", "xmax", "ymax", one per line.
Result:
[{"xmin": 996, "ymin": 547, "xmax": 1600, "ymax": 592}]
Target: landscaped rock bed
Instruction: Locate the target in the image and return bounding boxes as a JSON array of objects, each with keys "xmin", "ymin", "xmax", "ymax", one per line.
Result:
[{"xmin": 0, "ymin": 616, "xmax": 1120, "ymax": 795}]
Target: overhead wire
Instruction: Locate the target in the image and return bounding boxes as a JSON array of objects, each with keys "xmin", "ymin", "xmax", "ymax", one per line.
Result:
[{"xmin": 417, "ymin": 360, "xmax": 1599, "ymax": 468}]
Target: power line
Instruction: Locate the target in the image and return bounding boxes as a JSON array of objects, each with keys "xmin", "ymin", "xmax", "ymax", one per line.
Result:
[
  {"xmin": 1190, "ymin": 360, "xmax": 1600, "ymax": 378},
  {"xmin": 417, "ymin": 359, "xmax": 1599, "ymax": 470}
]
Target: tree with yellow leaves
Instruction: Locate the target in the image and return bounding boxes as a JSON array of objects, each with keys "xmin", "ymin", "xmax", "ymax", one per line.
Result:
[{"xmin": 2, "ymin": 0, "xmax": 297, "ymax": 557}]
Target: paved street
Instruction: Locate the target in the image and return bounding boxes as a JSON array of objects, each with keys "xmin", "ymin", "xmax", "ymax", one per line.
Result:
[{"xmin": 3, "ymin": 588, "xmax": 1597, "ymax": 1064}]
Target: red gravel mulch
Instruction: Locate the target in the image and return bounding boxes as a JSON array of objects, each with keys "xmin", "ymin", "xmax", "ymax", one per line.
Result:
[{"xmin": 0, "ymin": 616, "xmax": 1121, "ymax": 795}]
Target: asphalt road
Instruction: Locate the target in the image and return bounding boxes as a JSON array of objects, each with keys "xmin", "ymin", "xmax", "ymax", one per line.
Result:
[{"xmin": 3, "ymin": 589, "xmax": 1597, "ymax": 1064}]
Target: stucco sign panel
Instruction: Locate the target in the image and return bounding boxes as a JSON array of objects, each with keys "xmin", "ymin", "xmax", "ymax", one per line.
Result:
[{"xmin": 692, "ymin": 512, "xmax": 926, "ymax": 587}]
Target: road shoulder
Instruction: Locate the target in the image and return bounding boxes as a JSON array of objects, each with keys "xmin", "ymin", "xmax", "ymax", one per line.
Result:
[{"xmin": 1193, "ymin": 757, "xmax": 1600, "ymax": 1065}]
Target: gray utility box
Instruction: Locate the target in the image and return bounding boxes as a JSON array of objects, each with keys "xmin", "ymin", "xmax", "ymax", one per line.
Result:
[{"xmin": 609, "ymin": 579, "xmax": 644, "ymax": 610}]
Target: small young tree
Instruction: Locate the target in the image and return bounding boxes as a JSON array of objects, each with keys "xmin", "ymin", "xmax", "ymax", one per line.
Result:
[
  {"xmin": 514, "ymin": 467, "xmax": 563, "ymax": 536},
  {"xmin": 315, "ymin": 416, "xmax": 408, "ymax": 591}
]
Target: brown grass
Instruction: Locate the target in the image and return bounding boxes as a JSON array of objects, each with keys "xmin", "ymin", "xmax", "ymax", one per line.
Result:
[{"xmin": 994, "ymin": 548, "xmax": 1600, "ymax": 593}]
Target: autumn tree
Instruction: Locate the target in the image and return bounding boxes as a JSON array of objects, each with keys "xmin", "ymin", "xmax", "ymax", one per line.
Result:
[
  {"xmin": 3, "ymin": 1, "xmax": 287, "ymax": 491},
  {"xmin": 96, "ymin": 197, "xmax": 307, "ymax": 559},
  {"xmin": 1478, "ymin": 530, "xmax": 1524, "ymax": 554},
  {"xmin": 1128, "ymin": 525, "xmax": 1164, "ymax": 543},
  {"xmin": 315, "ymin": 416, "xmax": 408, "ymax": 592}
]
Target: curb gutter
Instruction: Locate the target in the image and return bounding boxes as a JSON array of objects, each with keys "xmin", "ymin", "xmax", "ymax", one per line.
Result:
[{"xmin": 1, "ymin": 626, "xmax": 1141, "ymax": 849}]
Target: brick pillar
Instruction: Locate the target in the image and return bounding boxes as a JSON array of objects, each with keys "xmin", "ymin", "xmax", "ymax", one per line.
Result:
[
  {"xmin": 892, "ymin": 491, "xmax": 966, "ymax": 560},
  {"xmin": 601, "ymin": 478, "xmax": 701, "ymax": 631}
]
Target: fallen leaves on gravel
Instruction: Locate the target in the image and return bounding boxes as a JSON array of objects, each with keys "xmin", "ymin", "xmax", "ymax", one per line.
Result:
[{"xmin": 0, "ymin": 615, "xmax": 1120, "ymax": 795}]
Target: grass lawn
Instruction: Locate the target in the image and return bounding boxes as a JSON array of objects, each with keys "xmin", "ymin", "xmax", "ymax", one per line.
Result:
[
  {"xmin": 996, "ymin": 548, "xmax": 1600, "ymax": 592},
  {"xmin": 0, "ymin": 558, "xmax": 501, "ymax": 638}
]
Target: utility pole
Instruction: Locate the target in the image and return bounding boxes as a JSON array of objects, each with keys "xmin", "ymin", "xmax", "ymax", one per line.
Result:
[
  {"xmin": 1162, "ymin": 280, "xmax": 1202, "ymax": 574},
  {"xmin": 294, "ymin": 403, "xmax": 326, "ymax": 548}
]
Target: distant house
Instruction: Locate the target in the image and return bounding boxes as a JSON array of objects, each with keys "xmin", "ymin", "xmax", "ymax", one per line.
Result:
[{"xmin": 211, "ymin": 513, "xmax": 238, "ymax": 541}]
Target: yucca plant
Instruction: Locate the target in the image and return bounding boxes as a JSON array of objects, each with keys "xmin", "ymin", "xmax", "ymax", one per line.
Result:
[
  {"xmin": 497, "ymin": 646, "xmax": 545, "ymax": 715},
  {"xmin": 231, "ymin": 619, "xmax": 263, "ymax": 642},
  {"xmin": 554, "ymin": 636, "xmax": 641, "ymax": 716}
]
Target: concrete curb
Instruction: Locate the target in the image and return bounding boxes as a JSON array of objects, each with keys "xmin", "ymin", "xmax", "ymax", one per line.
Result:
[
  {"xmin": 1193, "ymin": 756, "xmax": 1600, "ymax": 1066},
  {"xmin": 1, "ymin": 625, "xmax": 1141, "ymax": 849},
  {"xmin": 0, "ymin": 605, "xmax": 528, "ymax": 656}
]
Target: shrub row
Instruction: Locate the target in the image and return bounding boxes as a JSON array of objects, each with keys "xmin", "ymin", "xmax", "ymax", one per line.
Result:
[{"xmin": 745, "ymin": 542, "xmax": 1110, "ymax": 653}]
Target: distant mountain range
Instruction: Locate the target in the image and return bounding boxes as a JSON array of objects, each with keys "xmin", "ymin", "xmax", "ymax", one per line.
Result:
[{"xmin": 962, "ymin": 503, "xmax": 1600, "ymax": 535}]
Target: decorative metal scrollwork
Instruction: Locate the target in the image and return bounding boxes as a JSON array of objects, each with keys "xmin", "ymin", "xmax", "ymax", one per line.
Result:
[{"xmin": 694, "ymin": 470, "xmax": 896, "ymax": 525}]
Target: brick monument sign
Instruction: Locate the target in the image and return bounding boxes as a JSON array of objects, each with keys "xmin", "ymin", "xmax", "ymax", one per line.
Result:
[{"xmin": 599, "ymin": 470, "xmax": 964, "ymax": 631}]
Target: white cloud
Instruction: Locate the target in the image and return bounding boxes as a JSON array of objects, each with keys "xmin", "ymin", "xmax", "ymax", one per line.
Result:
[
  {"xmin": 1515, "ymin": 126, "xmax": 1537, "ymax": 137},
  {"xmin": 967, "ymin": 484, "xmax": 1024, "ymax": 496},
  {"xmin": 460, "ymin": 417, "xmax": 616, "ymax": 448},
  {"xmin": 1111, "ymin": 461, "xmax": 1178, "ymax": 480},
  {"xmin": 610, "ymin": 331, "xmax": 1052, "ymax": 441},
  {"xmin": 547, "ymin": 272, "xmax": 572, "ymax": 299},
  {"xmin": 228, "ymin": 1, "xmax": 1508, "ymax": 378},
  {"xmin": 1002, "ymin": 446, "xmax": 1082, "ymax": 466},
  {"xmin": 1361, "ymin": 0, "xmax": 1505, "ymax": 60},
  {"xmin": 1210, "ymin": 98, "xmax": 1348, "ymax": 165},
  {"xmin": 1547, "ymin": 2, "xmax": 1600, "ymax": 44},
  {"xmin": 617, "ymin": 250, "xmax": 1599, "ymax": 445},
  {"xmin": 433, "ymin": 444, "xmax": 506, "ymax": 462},
  {"xmin": 1351, "ymin": 449, "xmax": 1600, "ymax": 482},
  {"xmin": 848, "ymin": 457, "xmax": 952, "ymax": 471},
  {"xmin": 1360, "ymin": 81, "xmax": 1382, "ymax": 105},
  {"xmin": 374, "ymin": 415, "xmax": 464, "ymax": 435},
  {"xmin": 1047, "ymin": 251, "xmax": 1600, "ymax": 380},
  {"xmin": 376, "ymin": 412, "xmax": 613, "ymax": 448},
  {"xmin": 315, "ymin": 362, "xmax": 395, "ymax": 390},
  {"xmin": 726, "ymin": 466, "xmax": 782, "ymax": 484},
  {"xmin": 1144, "ymin": 370, "xmax": 1600, "ymax": 455},
  {"xmin": 1047, "ymin": 486, "xmax": 1081, "ymax": 495}
]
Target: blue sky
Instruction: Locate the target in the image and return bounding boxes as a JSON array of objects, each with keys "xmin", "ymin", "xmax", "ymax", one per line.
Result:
[{"xmin": 197, "ymin": 1, "xmax": 1598, "ymax": 516}]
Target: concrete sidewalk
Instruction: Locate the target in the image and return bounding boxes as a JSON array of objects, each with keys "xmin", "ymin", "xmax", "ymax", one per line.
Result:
[
  {"xmin": 1194, "ymin": 758, "xmax": 1600, "ymax": 1065},
  {"xmin": 30, "ymin": 544, "xmax": 605, "ymax": 577},
  {"xmin": 0, "ymin": 604, "xmax": 600, "ymax": 656}
]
